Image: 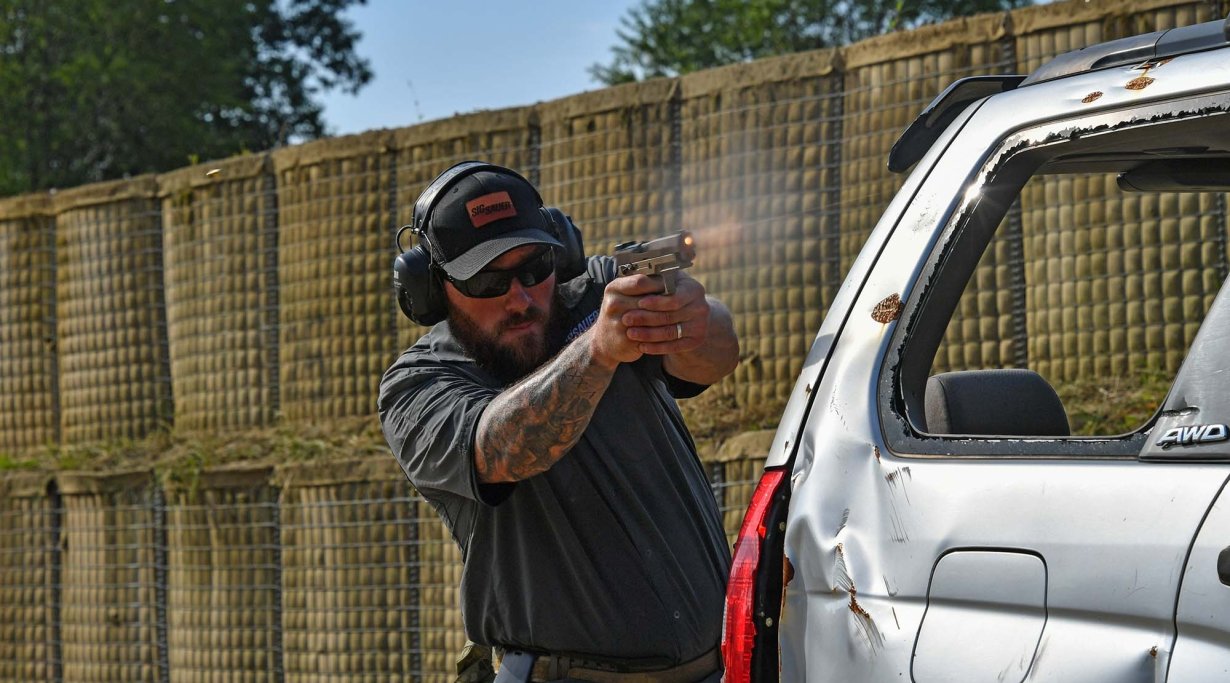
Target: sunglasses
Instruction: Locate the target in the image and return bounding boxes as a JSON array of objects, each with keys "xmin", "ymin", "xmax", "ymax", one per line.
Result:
[{"xmin": 445, "ymin": 248, "xmax": 556, "ymax": 298}]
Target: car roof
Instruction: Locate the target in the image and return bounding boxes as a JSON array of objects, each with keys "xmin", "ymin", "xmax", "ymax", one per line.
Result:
[
  {"xmin": 889, "ymin": 14, "xmax": 1230, "ymax": 174},
  {"xmin": 1021, "ymin": 14, "xmax": 1230, "ymax": 86}
]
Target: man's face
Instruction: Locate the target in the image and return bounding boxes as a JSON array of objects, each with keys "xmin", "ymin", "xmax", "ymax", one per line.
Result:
[{"xmin": 444, "ymin": 245, "xmax": 562, "ymax": 382}]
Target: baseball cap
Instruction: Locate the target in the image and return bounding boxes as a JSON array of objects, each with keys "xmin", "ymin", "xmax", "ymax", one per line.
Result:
[{"xmin": 425, "ymin": 167, "xmax": 563, "ymax": 280}]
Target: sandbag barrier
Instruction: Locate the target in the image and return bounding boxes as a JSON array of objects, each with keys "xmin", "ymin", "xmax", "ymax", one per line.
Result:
[
  {"xmin": 0, "ymin": 0, "xmax": 1224, "ymax": 449},
  {"xmin": 161, "ymin": 157, "xmax": 281, "ymax": 432},
  {"xmin": 0, "ymin": 456, "xmax": 769, "ymax": 682},
  {"xmin": 52, "ymin": 177, "xmax": 173, "ymax": 445},
  {"xmin": 0, "ymin": 194, "xmax": 58, "ymax": 452}
]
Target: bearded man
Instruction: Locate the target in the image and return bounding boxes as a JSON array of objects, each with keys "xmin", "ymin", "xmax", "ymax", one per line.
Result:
[{"xmin": 379, "ymin": 161, "xmax": 739, "ymax": 683}]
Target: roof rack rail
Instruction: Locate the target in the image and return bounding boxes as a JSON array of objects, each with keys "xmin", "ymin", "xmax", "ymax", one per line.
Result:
[
  {"xmin": 888, "ymin": 75, "xmax": 1025, "ymax": 173},
  {"xmin": 1021, "ymin": 15, "xmax": 1230, "ymax": 87}
]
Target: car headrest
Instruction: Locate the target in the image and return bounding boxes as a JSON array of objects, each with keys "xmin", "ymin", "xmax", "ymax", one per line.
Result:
[{"xmin": 925, "ymin": 369, "xmax": 1070, "ymax": 437}]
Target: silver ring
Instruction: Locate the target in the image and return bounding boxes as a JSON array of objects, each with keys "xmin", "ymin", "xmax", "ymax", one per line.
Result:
[{"xmin": 676, "ymin": 323, "xmax": 684, "ymax": 340}]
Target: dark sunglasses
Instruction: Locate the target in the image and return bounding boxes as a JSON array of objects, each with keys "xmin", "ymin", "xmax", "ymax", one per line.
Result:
[{"xmin": 445, "ymin": 248, "xmax": 556, "ymax": 298}]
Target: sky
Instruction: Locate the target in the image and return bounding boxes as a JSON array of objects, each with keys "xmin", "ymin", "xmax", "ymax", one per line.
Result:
[{"xmin": 319, "ymin": 1, "xmax": 642, "ymax": 137}]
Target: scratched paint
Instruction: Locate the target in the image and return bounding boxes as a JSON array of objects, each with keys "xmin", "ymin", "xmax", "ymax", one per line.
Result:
[
  {"xmin": 835, "ymin": 508, "xmax": 850, "ymax": 536},
  {"xmin": 834, "ymin": 543, "xmax": 884, "ymax": 651},
  {"xmin": 883, "ymin": 466, "xmax": 913, "ymax": 542}
]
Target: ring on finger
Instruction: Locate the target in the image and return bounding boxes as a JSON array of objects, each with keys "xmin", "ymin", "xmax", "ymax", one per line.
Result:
[{"xmin": 676, "ymin": 323, "xmax": 684, "ymax": 340}]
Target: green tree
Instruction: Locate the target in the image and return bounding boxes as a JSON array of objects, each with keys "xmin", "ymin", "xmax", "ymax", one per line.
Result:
[
  {"xmin": 0, "ymin": 0, "xmax": 371, "ymax": 196},
  {"xmin": 590, "ymin": 0, "xmax": 1030, "ymax": 85}
]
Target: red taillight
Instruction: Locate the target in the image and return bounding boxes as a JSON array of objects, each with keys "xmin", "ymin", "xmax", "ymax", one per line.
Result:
[{"xmin": 722, "ymin": 468, "xmax": 787, "ymax": 683}]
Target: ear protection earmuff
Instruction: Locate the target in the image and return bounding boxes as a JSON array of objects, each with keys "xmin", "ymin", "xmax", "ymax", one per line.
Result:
[{"xmin": 393, "ymin": 161, "xmax": 587, "ymax": 326}]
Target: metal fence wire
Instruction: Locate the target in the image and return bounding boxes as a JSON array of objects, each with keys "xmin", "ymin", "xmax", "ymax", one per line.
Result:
[
  {"xmin": 0, "ymin": 463, "xmax": 764, "ymax": 683},
  {"xmin": 0, "ymin": 1, "xmax": 1224, "ymax": 450}
]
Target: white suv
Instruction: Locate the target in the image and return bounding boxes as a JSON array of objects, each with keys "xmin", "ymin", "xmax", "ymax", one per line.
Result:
[{"xmin": 723, "ymin": 15, "xmax": 1230, "ymax": 683}]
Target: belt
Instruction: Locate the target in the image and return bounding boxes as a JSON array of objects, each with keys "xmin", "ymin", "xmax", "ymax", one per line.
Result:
[{"xmin": 494, "ymin": 646, "xmax": 720, "ymax": 683}]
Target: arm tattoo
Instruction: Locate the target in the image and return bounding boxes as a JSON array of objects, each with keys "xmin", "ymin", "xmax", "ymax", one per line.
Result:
[{"xmin": 475, "ymin": 336, "xmax": 615, "ymax": 483}]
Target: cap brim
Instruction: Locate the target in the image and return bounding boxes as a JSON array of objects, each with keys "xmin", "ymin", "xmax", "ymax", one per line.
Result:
[{"xmin": 439, "ymin": 228, "xmax": 564, "ymax": 280}]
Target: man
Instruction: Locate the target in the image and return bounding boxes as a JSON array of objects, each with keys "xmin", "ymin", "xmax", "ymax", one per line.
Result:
[{"xmin": 379, "ymin": 161, "xmax": 739, "ymax": 683}]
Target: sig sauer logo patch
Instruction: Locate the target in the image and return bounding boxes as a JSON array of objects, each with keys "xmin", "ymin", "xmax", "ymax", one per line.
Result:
[
  {"xmin": 466, "ymin": 191, "xmax": 516, "ymax": 228},
  {"xmin": 1155, "ymin": 423, "xmax": 1230, "ymax": 449}
]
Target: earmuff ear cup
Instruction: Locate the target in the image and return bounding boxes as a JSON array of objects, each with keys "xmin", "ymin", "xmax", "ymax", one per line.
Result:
[
  {"xmin": 542, "ymin": 207, "xmax": 586, "ymax": 282},
  {"xmin": 393, "ymin": 246, "xmax": 447, "ymax": 326}
]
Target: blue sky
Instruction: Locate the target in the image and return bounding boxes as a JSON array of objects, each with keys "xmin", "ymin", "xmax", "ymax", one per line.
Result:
[{"xmin": 319, "ymin": 1, "xmax": 641, "ymax": 136}]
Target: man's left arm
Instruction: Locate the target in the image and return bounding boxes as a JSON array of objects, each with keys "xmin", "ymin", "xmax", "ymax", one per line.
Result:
[{"xmin": 619, "ymin": 272, "xmax": 740, "ymax": 386}]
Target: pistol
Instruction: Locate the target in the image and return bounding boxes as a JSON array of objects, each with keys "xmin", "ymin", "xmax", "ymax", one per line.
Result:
[{"xmin": 613, "ymin": 231, "xmax": 696, "ymax": 295}]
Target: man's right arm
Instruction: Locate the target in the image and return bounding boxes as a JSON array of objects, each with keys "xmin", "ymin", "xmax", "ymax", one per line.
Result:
[
  {"xmin": 473, "ymin": 274, "xmax": 659, "ymax": 483},
  {"xmin": 473, "ymin": 330, "xmax": 617, "ymax": 483}
]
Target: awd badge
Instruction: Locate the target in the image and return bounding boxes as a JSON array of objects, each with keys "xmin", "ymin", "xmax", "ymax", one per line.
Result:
[{"xmin": 1156, "ymin": 423, "xmax": 1230, "ymax": 449}]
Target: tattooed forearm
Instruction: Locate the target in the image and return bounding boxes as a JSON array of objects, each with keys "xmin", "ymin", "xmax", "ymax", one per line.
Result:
[{"xmin": 474, "ymin": 333, "xmax": 615, "ymax": 483}]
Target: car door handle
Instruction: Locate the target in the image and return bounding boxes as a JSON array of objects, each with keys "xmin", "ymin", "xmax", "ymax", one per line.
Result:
[{"xmin": 1220, "ymin": 546, "xmax": 1230, "ymax": 587}]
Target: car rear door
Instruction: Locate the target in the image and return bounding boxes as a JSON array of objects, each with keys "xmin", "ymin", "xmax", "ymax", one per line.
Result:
[
  {"xmin": 779, "ymin": 80, "xmax": 1230, "ymax": 682},
  {"xmin": 1149, "ymin": 291, "xmax": 1230, "ymax": 681}
]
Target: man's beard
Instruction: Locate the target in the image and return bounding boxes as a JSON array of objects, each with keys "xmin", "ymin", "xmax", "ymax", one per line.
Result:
[{"xmin": 449, "ymin": 290, "xmax": 569, "ymax": 385}]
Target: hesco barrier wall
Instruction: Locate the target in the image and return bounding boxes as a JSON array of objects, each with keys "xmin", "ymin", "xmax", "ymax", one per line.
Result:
[
  {"xmin": 161, "ymin": 156, "xmax": 279, "ymax": 431},
  {"xmin": 681, "ymin": 50, "xmax": 844, "ymax": 406},
  {"xmin": 1, "ymin": 0, "xmax": 1229, "ymax": 680},
  {"xmin": 841, "ymin": 14, "xmax": 1023, "ymax": 374},
  {"xmin": 538, "ymin": 80, "xmax": 681, "ymax": 255},
  {"xmin": 51, "ymin": 177, "xmax": 172, "ymax": 444},
  {"xmin": 0, "ymin": 473, "xmax": 57, "ymax": 683},
  {"xmin": 164, "ymin": 466, "xmax": 280, "ymax": 682},
  {"xmin": 0, "ymin": 195, "xmax": 57, "ymax": 452},
  {"xmin": 273, "ymin": 131, "xmax": 400, "ymax": 423},
  {"xmin": 0, "ymin": 448, "xmax": 768, "ymax": 683},
  {"xmin": 56, "ymin": 471, "xmax": 161, "ymax": 683},
  {"xmin": 0, "ymin": 0, "xmax": 1222, "ymax": 445}
]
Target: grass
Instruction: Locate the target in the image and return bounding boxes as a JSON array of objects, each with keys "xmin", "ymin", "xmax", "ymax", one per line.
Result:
[
  {"xmin": 0, "ymin": 453, "xmax": 41, "ymax": 471},
  {"xmin": 0, "ymin": 367, "xmax": 1176, "ymax": 479},
  {"xmin": 2, "ymin": 416, "xmax": 390, "ymax": 485},
  {"xmin": 1055, "ymin": 368, "xmax": 1173, "ymax": 436},
  {"xmin": 679, "ymin": 389, "xmax": 786, "ymax": 444}
]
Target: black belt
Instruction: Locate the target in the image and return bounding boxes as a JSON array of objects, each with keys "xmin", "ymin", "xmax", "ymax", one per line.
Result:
[{"xmin": 494, "ymin": 646, "xmax": 720, "ymax": 683}]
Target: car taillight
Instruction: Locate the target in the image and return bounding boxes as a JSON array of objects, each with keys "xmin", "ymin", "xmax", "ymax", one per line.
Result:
[{"xmin": 722, "ymin": 467, "xmax": 787, "ymax": 683}]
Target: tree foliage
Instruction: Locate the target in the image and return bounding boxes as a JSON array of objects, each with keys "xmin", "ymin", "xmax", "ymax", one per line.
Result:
[
  {"xmin": 0, "ymin": 0, "xmax": 371, "ymax": 196},
  {"xmin": 590, "ymin": 0, "xmax": 1030, "ymax": 85}
]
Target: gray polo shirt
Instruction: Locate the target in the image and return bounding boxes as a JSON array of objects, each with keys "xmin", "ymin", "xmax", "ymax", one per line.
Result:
[{"xmin": 378, "ymin": 258, "xmax": 730, "ymax": 665}]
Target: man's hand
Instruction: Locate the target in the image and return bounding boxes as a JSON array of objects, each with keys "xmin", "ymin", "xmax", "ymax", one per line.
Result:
[
  {"xmin": 589, "ymin": 271, "xmax": 710, "ymax": 366},
  {"xmin": 590, "ymin": 271, "xmax": 738, "ymax": 385},
  {"xmin": 618, "ymin": 272, "xmax": 710, "ymax": 354}
]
